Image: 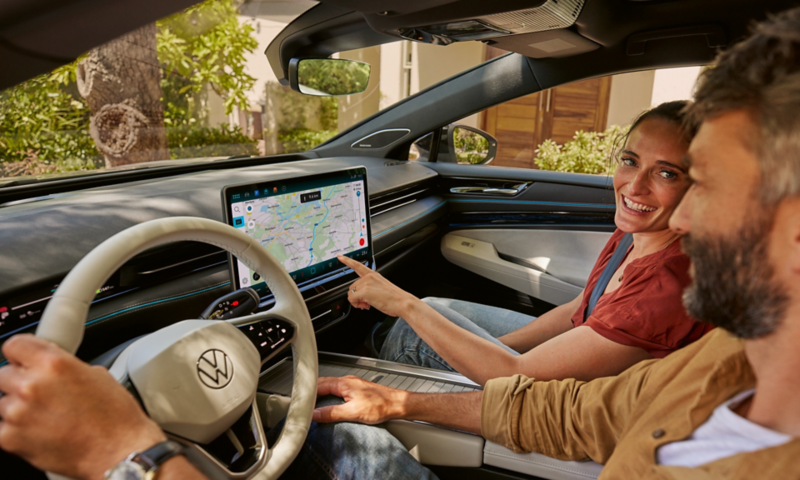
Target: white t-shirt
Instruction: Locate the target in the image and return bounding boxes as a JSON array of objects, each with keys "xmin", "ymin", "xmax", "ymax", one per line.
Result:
[{"xmin": 658, "ymin": 389, "xmax": 792, "ymax": 468}]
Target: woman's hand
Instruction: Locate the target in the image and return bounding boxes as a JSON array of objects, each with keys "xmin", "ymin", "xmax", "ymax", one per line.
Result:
[{"xmin": 338, "ymin": 255, "xmax": 418, "ymax": 318}]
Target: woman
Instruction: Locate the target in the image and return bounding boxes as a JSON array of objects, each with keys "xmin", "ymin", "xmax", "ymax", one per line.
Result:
[{"xmin": 339, "ymin": 100, "xmax": 713, "ymax": 386}]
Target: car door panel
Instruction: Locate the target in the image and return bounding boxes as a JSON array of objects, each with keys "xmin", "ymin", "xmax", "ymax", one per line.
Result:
[
  {"xmin": 425, "ymin": 162, "xmax": 616, "ymax": 306},
  {"xmin": 442, "ymin": 229, "xmax": 610, "ymax": 306}
]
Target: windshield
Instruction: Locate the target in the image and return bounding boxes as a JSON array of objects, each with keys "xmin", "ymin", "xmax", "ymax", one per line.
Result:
[{"xmin": 0, "ymin": 0, "xmax": 488, "ymax": 182}]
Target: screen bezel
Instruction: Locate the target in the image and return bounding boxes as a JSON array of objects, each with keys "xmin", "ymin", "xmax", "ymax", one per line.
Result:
[{"xmin": 221, "ymin": 166, "xmax": 374, "ymax": 300}]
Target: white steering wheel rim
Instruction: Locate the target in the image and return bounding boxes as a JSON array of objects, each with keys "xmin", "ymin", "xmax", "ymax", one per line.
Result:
[{"xmin": 36, "ymin": 216, "xmax": 318, "ymax": 479}]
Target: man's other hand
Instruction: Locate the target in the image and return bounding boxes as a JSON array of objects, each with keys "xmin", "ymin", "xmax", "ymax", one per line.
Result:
[
  {"xmin": 313, "ymin": 376, "xmax": 409, "ymax": 424},
  {"xmin": 0, "ymin": 334, "xmax": 166, "ymax": 480}
]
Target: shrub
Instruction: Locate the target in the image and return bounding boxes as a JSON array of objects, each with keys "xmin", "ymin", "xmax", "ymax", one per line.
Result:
[
  {"xmin": 534, "ymin": 125, "xmax": 629, "ymax": 175},
  {"xmin": 278, "ymin": 129, "xmax": 337, "ymax": 153},
  {"xmin": 167, "ymin": 124, "xmax": 259, "ymax": 159},
  {"xmin": 0, "ymin": 150, "xmax": 98, "ymax": 178},
  {"xmin": 0, "ymin": 75, "xmax": 101, "ymax": 168}
]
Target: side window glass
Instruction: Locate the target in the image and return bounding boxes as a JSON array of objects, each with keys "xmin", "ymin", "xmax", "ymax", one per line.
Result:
[{"xmin": 437, "ymin": 48, "xmax": 701, "ymax": 173}]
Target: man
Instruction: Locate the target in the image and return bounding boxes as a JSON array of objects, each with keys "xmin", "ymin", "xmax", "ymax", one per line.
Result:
[{"xmin": 2, "ymin": 7, "xmax": 800, "ymax": 480}]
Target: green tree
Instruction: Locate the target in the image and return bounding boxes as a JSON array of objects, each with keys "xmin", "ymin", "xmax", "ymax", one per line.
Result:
[
  {"xmin": 157, "ymin": 0, "xmax": 258, "ymax": 125},
  {"xmin": 0, "ymin": 0, "xmax": 258, "ymax": 174},
  {"xmin": 264, "ymin": 81, "xmax": 339, "ymax": 153},
  {"xmin": 0, "ymin": 74, "xmax": 100, "ymax": 172}
]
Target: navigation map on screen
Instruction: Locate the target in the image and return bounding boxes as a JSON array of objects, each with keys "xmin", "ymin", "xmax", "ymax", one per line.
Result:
[{"xmin": 225, "ymin": 168, "xmax": 371, "ymax": 296}]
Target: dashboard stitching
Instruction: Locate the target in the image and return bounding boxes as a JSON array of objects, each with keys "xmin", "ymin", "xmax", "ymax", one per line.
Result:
[{"xmin": 85, "ymin": 281, "xmax": 231, "ymax": 327}]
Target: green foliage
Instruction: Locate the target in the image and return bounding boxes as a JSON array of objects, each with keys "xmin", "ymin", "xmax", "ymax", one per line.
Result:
[
  {"xmin": 0, "ymin": 75, "xmax": 100, "ymax": 166},
  {"xmin": 318, "ymin": 97, "xmax": 338, "ymax": 131},
  {"xmin": 264, "ymin": 81, "xmax": 339, "ymax": 152},
  {"xmin": 157, "ymin": 0, "xmax": 258, "ymax": 121},
  {"xmin": 167, "ymin": 124, "xmax": 258, "ymax": 159},
  {"xmin": 297, "ymin": 60, "xmax": 370, "ymax": 96},
  {"xmin": 278, "ymin": 129, "xmax": 337, "ymax": 153},
  {"xmin": 0, "ymin": 150, "xmax": 97, "ymax": 178},
  {"xmin": 534, "ymin": 125, "xmax": 629, "ymax": 175},
  {"xmin": 452, "ymin": 128, "xmax": 490, "ymax": 164},
  {"xmin": 0, "ymin": 0, "xmax": 260, "ymax": 176}
]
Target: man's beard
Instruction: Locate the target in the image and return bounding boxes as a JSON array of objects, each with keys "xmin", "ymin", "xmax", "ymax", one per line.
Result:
[{"xmin": 682, "ymin": 215, "xmax": 789, "ymax": 339}]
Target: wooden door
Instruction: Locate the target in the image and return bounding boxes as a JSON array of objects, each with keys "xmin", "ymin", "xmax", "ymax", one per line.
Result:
[
  {"xmin": 479, "ymin": 47, "xmax": 612, "ymax": 169},
  {"xmin": 482, "ymin": 91, "xmax": 543, "ymax": 169},
  {"xmin": 540, "ymin": 77, "xmax": 611, "ymax": 145}
]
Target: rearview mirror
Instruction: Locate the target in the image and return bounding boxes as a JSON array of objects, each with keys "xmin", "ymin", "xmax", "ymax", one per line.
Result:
[{"xmin": 288, "ymin": 58, "xmax": 371, "ymax": 96}]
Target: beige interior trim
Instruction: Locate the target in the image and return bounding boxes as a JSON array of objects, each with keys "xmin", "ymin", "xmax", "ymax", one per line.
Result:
[
  {"xmin": 484, "ymin": 441, "xmax": 603, "ymax": 480},
  {"xmin": 386, "ymin": 420, "xmax": 484, "ymax": 467}
]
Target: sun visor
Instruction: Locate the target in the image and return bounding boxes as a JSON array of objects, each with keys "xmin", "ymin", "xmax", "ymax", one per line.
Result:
[{"xmin": 487, "ymin": 29, "xmax": 599, "ymax": 59}]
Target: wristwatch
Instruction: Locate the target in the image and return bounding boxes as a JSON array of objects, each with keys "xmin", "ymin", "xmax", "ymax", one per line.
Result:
[{"xmin": 104, "ymin": 440, "xmax": 185, "ymax": 480}]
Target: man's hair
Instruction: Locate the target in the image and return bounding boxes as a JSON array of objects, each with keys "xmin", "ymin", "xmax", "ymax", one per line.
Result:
[{"xmin": 686, "ymin": 7, "xmax": 800, "ymax": 205}]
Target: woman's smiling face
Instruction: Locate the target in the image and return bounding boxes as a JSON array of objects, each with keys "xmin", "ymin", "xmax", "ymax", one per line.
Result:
[{"xmin": 613, "ymin": 118, "xmax": 692, "ymax": 234}]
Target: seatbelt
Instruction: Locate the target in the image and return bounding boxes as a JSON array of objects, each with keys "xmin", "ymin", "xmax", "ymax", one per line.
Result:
[{"xmin": 584, "ymin": 233, "xmax": 633, "ymax": 322}]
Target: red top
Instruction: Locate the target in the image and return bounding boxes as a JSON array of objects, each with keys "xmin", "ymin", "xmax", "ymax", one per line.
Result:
[{"xmin": 570, "ymin": 229, "xmax": 714, "ymax": 358}]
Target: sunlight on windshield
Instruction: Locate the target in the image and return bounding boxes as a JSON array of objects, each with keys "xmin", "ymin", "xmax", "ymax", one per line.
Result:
[{"xmin": 0, "ymin": 0, "xmax": 488, "ymax": 181}]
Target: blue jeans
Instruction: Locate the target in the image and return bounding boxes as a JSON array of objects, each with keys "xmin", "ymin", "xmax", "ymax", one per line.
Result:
[
  {"xmin": 278, "ymin": 298, "xmax": 535, "ymax": 479},
  {"xmin": 379, "ymin": 297, "xmax": 537, "ymax": 371},
  {"xmin": 276, "ymin": 396, "xmax": 437, "ymax": 479}
]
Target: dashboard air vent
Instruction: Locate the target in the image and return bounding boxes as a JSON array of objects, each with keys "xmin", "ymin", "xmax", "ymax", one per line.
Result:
[{"xmin": 369, "ymin": 180, "xmax": 435, "ymax": 217}]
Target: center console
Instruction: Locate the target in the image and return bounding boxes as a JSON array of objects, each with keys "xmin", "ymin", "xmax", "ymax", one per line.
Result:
[{"xmin": 258, "ymin": 352, "xmax": 486, "ymax": 468}]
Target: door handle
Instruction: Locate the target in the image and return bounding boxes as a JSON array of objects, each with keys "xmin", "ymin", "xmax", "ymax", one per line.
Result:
[{"xmin": 450, "ymin": 186, "xmax": 520, "ymax": 196}]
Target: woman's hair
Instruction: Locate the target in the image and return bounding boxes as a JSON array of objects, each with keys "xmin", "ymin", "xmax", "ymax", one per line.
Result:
[{"xmin": 612, "ymin": 100, "xmax": 697, "ymax": 165}]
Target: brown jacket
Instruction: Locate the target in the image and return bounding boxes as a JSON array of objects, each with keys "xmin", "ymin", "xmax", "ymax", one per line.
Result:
[{"xmin": 481, "ymin": 329, "xmax": 800, "ymax": 479}]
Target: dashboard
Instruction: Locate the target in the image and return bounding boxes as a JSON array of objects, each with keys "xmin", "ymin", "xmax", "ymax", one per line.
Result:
[{"xmin": 0, "ymin": 156, "xmax": 442, "ymax": 362}]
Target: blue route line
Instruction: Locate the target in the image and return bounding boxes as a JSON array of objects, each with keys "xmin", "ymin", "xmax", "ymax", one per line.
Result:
[{"xmin": 307, "ymin": 186, "xmax": 337, "ymax": 267}]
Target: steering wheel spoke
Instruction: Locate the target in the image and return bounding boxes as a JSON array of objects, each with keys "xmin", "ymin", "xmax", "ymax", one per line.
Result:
[
  {"xmin": 229, "ymin": 311, "xmax": 298, "ymax": 365},
  {"xmin": 177, "ymin": 398, "xmax": 270, "ymax": 479}
]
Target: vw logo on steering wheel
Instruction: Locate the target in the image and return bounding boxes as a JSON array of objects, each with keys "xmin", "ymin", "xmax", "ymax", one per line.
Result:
[{"xmin": 197, "ymin": 349, "xmax": 234, "ymax": 389}]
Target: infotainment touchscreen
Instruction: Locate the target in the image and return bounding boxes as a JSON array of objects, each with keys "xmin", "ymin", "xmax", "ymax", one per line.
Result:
[{"xmin": 222, "ymin": 167, "xmax": 373, "ymax": 298}]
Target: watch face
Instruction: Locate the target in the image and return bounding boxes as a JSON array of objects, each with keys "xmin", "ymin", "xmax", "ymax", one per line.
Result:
[{"xmin": 106, "ymin": 461, "xmax": 147, "ymax": 480}]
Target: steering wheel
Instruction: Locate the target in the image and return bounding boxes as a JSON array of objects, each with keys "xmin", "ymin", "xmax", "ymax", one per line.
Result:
[{"xmin": 35, "ymin": 217, "xmax": 318, "ymax": 479}]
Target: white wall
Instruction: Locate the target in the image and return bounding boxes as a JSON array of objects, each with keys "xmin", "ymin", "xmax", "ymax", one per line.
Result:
[
  {"xmin": 650, "ymin": 66, "xmax": 702, "ymax": 107},
  {"xmin": 379, "ymin": 42, "xmax": 404, "ymax": 110},
  {"xmin": 606, "ymin": 70, "xmax": 655, "ymax": 127},
  {"xmin": 606, "ymin": 66, "xmax": 702, "ymax": 128}
]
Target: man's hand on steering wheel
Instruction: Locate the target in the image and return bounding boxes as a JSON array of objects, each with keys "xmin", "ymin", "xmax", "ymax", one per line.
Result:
[
  {"xmin": 0, "ymin": 334, "xmax": 167, "ymax": 480},
  {"xmin": 9, "ymin": 217, "xmax": 318, "ymax": 480}
]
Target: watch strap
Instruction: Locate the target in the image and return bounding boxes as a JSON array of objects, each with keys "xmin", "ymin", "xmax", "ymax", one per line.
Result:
[{"xmin": 131, "ymin": 440, "xmax": 185, "ymax": 473}]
